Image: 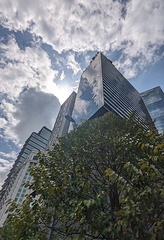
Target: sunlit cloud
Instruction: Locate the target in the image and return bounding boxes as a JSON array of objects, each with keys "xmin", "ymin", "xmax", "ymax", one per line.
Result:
[
  {"xmin": 60, "ymin": 70, "xmax": 65, "ymax": 81},
  {"xmin": 66, "ymin": 52, "xmax": 81, "ymax": 75},
  {"xmin": 0, "ymin": 36, "xmax": 59, "ymax": 100},
  {"xmin": 55, "ymin": 85, "xmax": 73, "ymax": 104}
]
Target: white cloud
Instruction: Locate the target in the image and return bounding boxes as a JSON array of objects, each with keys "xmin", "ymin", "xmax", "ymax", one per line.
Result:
[
  {"xmin": 122, "ymin": 0, "xmax": 164, "ymax": 49},
  {"xmin": 54, "ymin": 85, "xmax": 74, "ymax": 104},
  {"xmin": 0, "ymin": 0, "xmax": 122, "ymax": 52},
  {"xmin": 0, "ymin": 0, "xmax": 163, "ymax": 79},
  {"xmin": 0, "ymin": 118, "xmax": 7, "ymax": 129},
  {"xmin": 0, "ymin": 158, "xmax": 14, "ymax": 171},
  {"xmin": 0, "ymin": 36, "xmax": 59, "ymax": 100},
  {"xmin": 66, "ymin": 52, "xmax": 81, "ymax": 75},
  {"xmin": 73, "ymin": 79, "xmax": 80, "ymax": 92},
  {"xmin": 0, "ymin": 157, "xmax": 14, "ymax": 171},
  {"xmin": 0, "ymin": 153, "xmax": 16, "ymax": 188},
  {"xmin": 113, "ymin": 0, "xmax": 164, "ymax": 78},
  {"xmin": 1, "ymin": 100, "xmax": 19, "ymax": 128},
  {"xmin": 60, "ymin": 70, "xmax": 65, "ymax": 81},
  {"xmin": 1, "ymin": 88, "xmax": 60, "ymax": 144},
  {"xmin": 84, "ymin": 54, "xmax": 92, "ymax": 66},
  {"xmin": 0, "ymin": 35, "xmax": 63, "ymax": 146},
  {"xmin": 0, "ymin": 151, "xmax": 17, "ymax": 159}
]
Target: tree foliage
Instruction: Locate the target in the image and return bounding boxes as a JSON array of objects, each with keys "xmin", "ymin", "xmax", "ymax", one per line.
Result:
[{"xmin": 1, "ymin": 112, "xmax": 164, "ymax": 240}]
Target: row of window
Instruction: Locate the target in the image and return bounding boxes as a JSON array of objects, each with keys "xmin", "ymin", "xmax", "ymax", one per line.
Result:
[
  {"xmin": 103, "ymin": 81, "xmax": 144, "ymax": 121},
  {"xmin": 102, "ymin": 72, "xmax": 144, "ymax": 116},
  {"xmin": 103, "ymin": 84, "xmax": 135, "ymax": 117},
  {"xmin": 39, "ymin": 128, "xmax": 51, "ymax": 141},
  {"xmin": 32, "ymin": 132, "xmax": 49, "ymax": 144}
]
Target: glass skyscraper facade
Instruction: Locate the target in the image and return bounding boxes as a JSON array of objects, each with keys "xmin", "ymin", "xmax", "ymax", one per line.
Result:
[
  {"xmin": 0, "ymin": 127, "xmax": 51, "ymax": 226},
  {"xmin": 1, "ymin": 51, "xmax": 163, "ymax": 227},
  {"xmin": 0, "ymin": 150, "xmax": 39, "ymax": 226},
  {"xmin": 72, "ymin": 52, "xmax": 151, "ymax": 125},
  {"xmin": 140, "ymin": 86, "xmax": 164, "ymax": 134},
  {"xmin": 0, "ymin": 126, "xmax": 51, "ymax": 198},
  {"xmin": 13, "ymin": 126, "xmax": 51, "ymax": 171}
]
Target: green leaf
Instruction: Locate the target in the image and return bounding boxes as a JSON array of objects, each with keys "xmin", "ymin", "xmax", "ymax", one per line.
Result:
[
  {"xmin": 116, "ymin": 209, "xmax": 125, "ymax": 216},
  {"xmin": 153, "ymin": 148, "xmax": 158, "ymax": 154},
  {"xmin": 140, "ymin": 163, "xmax": 147, "ymax": 169},
  {"xmin": 105, "ymin": 168, "xmax": 111, "ymax": 176},
  {"xmin": 151, "ymin": 172, "xmax": 156, "ymax": 179},
  {"xmin": 141, "ymin": 143, "xmax": 145, "ymax": 149},
  {"xmin": 2, "ymin": 111, "xmax": 163, "ymax": 240},
  {"xmin": 123, "ymin": 162, "xmax": 130, "ymax": 168}
]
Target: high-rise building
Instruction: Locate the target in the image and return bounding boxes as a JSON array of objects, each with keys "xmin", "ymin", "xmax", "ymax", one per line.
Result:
[
  {"xmin": 0, "ymin": 127, "xmax": 51, "ymax": 226},
  {"xmin": 140, "ymin": 86, "xmax": 164, "ymax": 134},
  {"xmin": 71, "ymin": 52, "xmax": 151, "ymax": 125},
  {"xmin": 0, "ymin": 90, "xmax": 77, "ymax": 226},
  {"xmin": 1, "ymin": 52, "xmax": 160, "ymax": 227},
  {"xmin": 47, "ymin": 91, "xmax": 76, "ymax": 149},
  {"xmin": 0, "ymin": 150, "xmax": 38, "ymax": 226}
]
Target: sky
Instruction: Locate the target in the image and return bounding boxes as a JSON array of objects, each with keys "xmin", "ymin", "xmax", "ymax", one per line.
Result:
[{"xmin": 0, "ymin": 0, "xmax": 164, "ymax": 188}]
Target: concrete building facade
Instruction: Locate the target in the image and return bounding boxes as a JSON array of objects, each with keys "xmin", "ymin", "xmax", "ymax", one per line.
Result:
[{"xmin": 47, "ymin": 91, "xmax": 76, "ymax": 149}]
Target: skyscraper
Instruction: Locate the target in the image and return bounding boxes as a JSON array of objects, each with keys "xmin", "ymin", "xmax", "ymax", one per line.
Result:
[
  {"xmin": 0, "ymin": 150, "xmax": 39, "ymax": 226},
  {"xmin": 0, "ymin": 52, "xmax": 160, "ymax": 228},
  {"xmin": 47, "ymin": 91, "xmax": 76, "ymax": 149},
  {"xmin": 140, "ymin": 86, "xmax": 164, "ymax": 133},
  {"xmin": 71, "ymin": 52, "xmax": 151, "ymax": 125},
  {"xmin": 0, "ymin": 127, "xmax": 51, "ymax": 226}
]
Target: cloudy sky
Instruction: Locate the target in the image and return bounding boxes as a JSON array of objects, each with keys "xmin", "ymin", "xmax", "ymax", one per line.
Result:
[{"xmin": 0, "ymin": 0, "xmax": 164, "ymax": 187}]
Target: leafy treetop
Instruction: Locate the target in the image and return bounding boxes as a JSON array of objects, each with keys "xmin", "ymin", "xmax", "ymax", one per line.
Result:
[{"xmin": 1, "ymin": 112, "xmax": 163, "ymax": 240}]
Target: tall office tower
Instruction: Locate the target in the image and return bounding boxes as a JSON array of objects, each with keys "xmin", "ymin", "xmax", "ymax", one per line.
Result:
[
  {"xmin": 71, "ymin": 52, "xmax": 151, "ymax": 125},
  {"xmin": 47, "ymin": 91, "xmax": 76, "ymax": 149},
  {"xmin": 140, "ymin": 86, "xmax": 164, "ymax": 134},
  {"xmin": 0, "ymin": 150, "xmax": 38, "ymax": 226},
  {"xmin": 0, "ymin": 127, "xmax": 51, "ymax": 226}
]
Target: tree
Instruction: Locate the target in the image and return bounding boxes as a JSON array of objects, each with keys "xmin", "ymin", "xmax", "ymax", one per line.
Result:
[{"xmin": 1, "ymin": 112, "xmax": 163, "ymax": 240}]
